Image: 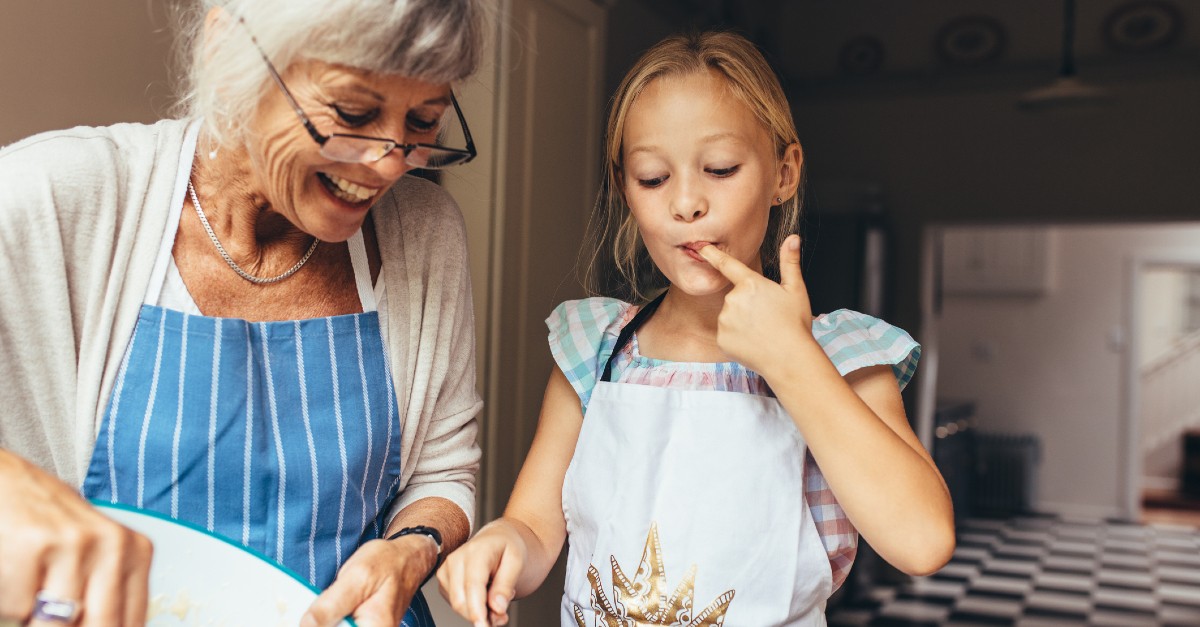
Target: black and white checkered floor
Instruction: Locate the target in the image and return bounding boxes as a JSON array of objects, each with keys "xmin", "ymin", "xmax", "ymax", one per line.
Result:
[{"xmin": 827, "ymin": 515, "xmax": 1200, "ymax": 626}]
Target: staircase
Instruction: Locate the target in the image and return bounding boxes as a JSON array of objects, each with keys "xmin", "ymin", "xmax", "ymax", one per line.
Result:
[{"xmin": 1140, "ymin": 328, "xmax": 1200, "ymax": 491}]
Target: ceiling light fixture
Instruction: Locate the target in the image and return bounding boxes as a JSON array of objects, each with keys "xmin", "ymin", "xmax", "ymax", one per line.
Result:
[{"xmin": 1018, "ymin": 0, "xmax": 1112, "ymax": 110}]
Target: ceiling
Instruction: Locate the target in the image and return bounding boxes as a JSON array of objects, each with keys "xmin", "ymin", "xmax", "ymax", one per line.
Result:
[{"xmin": 635, "ymin": 0, "xmax": 1200, "ymax": 84}]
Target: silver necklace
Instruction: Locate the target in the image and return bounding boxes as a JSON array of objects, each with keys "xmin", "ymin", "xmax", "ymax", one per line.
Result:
[{"xmin": 187, "ymin": 180, "xmax": 319, "ymax": 284}]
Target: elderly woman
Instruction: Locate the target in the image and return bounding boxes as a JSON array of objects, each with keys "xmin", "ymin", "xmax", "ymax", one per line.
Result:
[{"xmin": 0, "ymin": 1, "xmax": 484, "ymax": 626}]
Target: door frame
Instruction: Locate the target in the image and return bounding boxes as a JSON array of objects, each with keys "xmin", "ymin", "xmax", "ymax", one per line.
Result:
[{"xmin": 1122, "ymin": 251, "xmax": 1200, "ymax": 518}]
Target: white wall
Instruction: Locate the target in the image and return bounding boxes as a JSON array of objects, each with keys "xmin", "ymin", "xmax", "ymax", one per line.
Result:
[
  {"xmin": 936, "ymin": 223, "xmax": 1200, "ymax": 518},
  {"xmin": 0, "ymin": 2, "xmax": 173, "ymax": 145}
]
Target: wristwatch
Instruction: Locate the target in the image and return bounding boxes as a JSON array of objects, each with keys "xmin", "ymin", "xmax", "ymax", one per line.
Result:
[{"xmin": 387, "ymin": 526, "xmax": 444, "ymax": 582}]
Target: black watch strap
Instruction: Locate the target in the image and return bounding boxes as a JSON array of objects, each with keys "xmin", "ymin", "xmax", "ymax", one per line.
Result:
[
  {"xmin": 386, "ymin": 526, "xmax": 444, "ymax": 583},
  {"xmin": 387, "ymin": 525, "xmax": 443, "ymax": 553}
]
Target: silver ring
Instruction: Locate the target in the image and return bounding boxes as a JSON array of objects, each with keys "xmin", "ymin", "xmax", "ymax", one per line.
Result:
[{"xmin": 31, "ymin": 592, "xmax": 79, "ymax": 624}]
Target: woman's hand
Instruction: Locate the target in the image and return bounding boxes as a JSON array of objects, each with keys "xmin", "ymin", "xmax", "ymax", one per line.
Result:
[
  {"xmin": 436, "ymin": 521, "xmax": 526, "ymax": 627},
  {"xmin": 0, "ymin": 450, "xmax": 153, "ymax": 627},
  {"xmin": 302, "ymin": 534, "xmax": 436, "ymax": 627},
  {"xmin": 697, "ymin": 234, "xmax": 814, "ymax": 377}
]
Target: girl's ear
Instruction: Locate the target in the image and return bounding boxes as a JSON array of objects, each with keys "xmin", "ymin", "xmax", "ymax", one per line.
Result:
[
  {"xmin": 775, "ymin": 142, "xmax": 803, "ymax": 203},
  {"xmin": 615, "ymin": 166, "xmax": 630, "ymax": 206}
]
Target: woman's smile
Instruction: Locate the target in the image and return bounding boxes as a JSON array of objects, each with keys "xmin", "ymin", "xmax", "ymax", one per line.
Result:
[
  {"xmin": 317, "ymin": 171, "xmax": 380, "ymax": 206},
  {"xmin": 247, "ymin": 58, "xmax": 452, "ymax": 241}
]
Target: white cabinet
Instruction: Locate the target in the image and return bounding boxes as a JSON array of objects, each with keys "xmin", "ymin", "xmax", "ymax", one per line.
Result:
[{"xmin": 942, "ymin": 226, "xmax": 1055, "ymax": 295}]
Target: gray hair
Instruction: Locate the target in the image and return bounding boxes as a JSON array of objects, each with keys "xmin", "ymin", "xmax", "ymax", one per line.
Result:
[{"xmin": 172, "ymin": 0, "xmax": 486, "ymax": 146}]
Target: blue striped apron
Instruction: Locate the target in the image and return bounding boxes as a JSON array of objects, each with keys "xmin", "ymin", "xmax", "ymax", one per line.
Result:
[{"xmin": 81, "ymin": 134, "xmax": 434, "ymax": 626}]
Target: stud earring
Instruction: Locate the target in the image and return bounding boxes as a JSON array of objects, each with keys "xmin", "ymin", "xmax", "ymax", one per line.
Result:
[
  {"xmin": 776, "ymin": 196, "xmax": 783, "ymax": 204},
  {"xmin": 208, "ymin": 148, "xmax": 219, "ymax": 160}
]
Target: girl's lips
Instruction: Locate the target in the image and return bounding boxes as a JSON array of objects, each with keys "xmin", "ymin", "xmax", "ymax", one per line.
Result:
[
  {"xmin": 680, "ymin": 241, "xmax": 716, "ymax": 262},
  {"xmin": 681, "ymin": 241, "xmax": 716, "ymax": 253}
]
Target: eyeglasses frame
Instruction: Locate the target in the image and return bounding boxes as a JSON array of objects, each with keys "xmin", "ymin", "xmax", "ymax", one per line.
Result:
[{"xmin": 238, "ymin": 17, "xmax": 476, "ymax": 167}]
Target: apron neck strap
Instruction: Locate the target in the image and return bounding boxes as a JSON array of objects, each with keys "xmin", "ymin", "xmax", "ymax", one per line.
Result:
[
  {"xmin": 346, "ymin": 229, "xmax": 377, "ymax": 312},
  {"xmin": 600, "ymin": 290, "xmax": 667, "ymax": 383}
]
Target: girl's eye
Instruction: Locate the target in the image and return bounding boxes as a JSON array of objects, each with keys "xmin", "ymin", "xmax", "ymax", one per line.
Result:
[
  {"xmin": 638, "ymin": 175, "xmax": 668, "ymax": 188},
  {"xmin": 333, "ymin": 106, "xmax": 378, "ymax": 127},
  {"xmin": 707, "ymin": 165, "xmax": 740, "ymax": 177}
]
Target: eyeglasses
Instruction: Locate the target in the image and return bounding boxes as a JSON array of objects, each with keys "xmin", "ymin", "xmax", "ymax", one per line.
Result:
[{"xmin": 243, "ymin": 20, "xmax": 476, "ymax": 168}]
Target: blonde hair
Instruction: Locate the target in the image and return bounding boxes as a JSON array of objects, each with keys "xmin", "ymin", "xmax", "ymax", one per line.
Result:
[
  {"xmin": 581, "ymin": 31, "xmax": 804, "ymax": 303},
  {"xmin": 170, "ymin": 0, "xmax": 486, "ymax": 148}
]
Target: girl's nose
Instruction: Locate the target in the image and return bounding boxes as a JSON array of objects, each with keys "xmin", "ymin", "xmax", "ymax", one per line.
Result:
[{"xmin": 670, "ymin": 182, "xmax": 707, "ymax": 222}]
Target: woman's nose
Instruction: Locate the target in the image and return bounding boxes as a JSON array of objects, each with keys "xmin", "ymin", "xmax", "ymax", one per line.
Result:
[
  {"xmin": 367, "ymin": 146, "xmax": 413, "ymax": 180},
  {"xmin": 365, "ymin": 121, "xmax": 418, "ymax": 179}
]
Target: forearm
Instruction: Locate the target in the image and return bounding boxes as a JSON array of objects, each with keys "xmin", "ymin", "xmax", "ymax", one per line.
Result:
[{"xmin": 766, "ymin": 340, "xmax": 955, "ymax": 575}]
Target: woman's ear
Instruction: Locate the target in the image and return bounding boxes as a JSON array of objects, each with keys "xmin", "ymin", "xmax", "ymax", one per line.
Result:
[
  {"xmin": 202, "ymin": 5, "xmax": 232, "ymax": 55},
  {"xmin": 205, "ymin": 5, "xmax": 229, "ymax": 34},
  {"xmin": 775, "ymin": 142, "xmax": 803, "ymax": 203}
]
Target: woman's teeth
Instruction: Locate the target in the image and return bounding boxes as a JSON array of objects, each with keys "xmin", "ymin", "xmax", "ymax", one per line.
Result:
[{"xmin": 322, "ymin": 173, "xmax": 377, "ymax": 203}]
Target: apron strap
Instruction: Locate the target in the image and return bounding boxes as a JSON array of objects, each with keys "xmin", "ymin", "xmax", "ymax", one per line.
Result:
[
  {"xmin": 599, "ymin": 290, "xmax": 667, "ymax": 383},
  {"xmin": 144, "ymin": 121, "xmax": 202, "ymax": 306},
  {"xmin": 347, "ymin": 230, "xmax": 378, "ymax": 312}
]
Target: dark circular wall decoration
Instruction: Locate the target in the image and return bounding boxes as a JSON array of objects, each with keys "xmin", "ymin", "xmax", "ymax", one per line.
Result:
[
  {"xmin": 935, "ymin": 16, "xmax": 1007, "ymax": 67},
  {"xmin": 838, "ymin": 36, "xmax": 885, "ymax": 76},
  {"xmin": 1103, "ymin": 1, "xmax": 1182, "ymax": 52}
]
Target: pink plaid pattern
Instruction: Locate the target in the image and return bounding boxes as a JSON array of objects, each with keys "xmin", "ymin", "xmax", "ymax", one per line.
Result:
[{"xmin": 804, "ymin": 451, "xmax": 858, "ymax": 592}]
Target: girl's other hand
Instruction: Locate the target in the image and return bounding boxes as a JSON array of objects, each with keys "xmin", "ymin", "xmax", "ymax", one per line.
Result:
[
  {"xmin": 436, "ymin": 521, "xmax": 524, "ymax": 627},
  {"xmin": 697, "ymin": 234, "xmax": 814, "ymax": 376},
  {"xmin": 0, "ymin": 450, "xmax": 153, "ymax": 627}
]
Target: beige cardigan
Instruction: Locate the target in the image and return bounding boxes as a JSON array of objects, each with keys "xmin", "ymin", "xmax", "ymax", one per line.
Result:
[{"xmin": 0, "ymin": 119, "xmax": 480, "ymax": 525}]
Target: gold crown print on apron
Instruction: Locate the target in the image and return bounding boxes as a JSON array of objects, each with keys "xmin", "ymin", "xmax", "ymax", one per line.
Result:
[{"xmin": 573, "ymin": 523, "xmax": 735, "ymax": 627}]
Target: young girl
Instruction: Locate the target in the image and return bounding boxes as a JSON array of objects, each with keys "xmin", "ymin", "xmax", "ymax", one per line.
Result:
[{"xmin": 438, "ymin": 31, "xmax": 955, "ymax": 626}]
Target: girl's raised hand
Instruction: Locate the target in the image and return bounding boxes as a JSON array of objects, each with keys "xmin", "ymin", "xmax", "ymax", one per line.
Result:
[
  {"xmin": 697, "ymin": 234, "xmax": 815, "ymax": 377},
  {"xmin": 436, "ymin": 522, "xmax": 524, "ymax": 627}
]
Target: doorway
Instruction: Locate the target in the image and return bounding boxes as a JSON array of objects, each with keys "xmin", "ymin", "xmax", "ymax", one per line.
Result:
[
  {"xmin": 915, "ymin": 221, "xmax": 1200, "ymax": 523},
  {"xmin": 1128, "ymin": 257, "xmax": 1200, "ymax": 527}
]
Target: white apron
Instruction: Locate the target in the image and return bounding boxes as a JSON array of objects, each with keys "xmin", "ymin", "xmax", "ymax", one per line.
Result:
[{"xmin": 561, "ymin": 295, "xmax": 833, "ymax": 626}]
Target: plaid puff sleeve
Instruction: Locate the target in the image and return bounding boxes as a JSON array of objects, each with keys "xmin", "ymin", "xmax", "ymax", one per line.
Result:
[
  {"xmin": 812, "ymin": 309, "xmax": 921, "ymax": 391},
  {"xmin": 806, "ymin": 310, "xmax": 921, "ymax": 591},
  {"xmin": 546, "ymin": 298, "xmax": 631, "ymax": 413}
]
